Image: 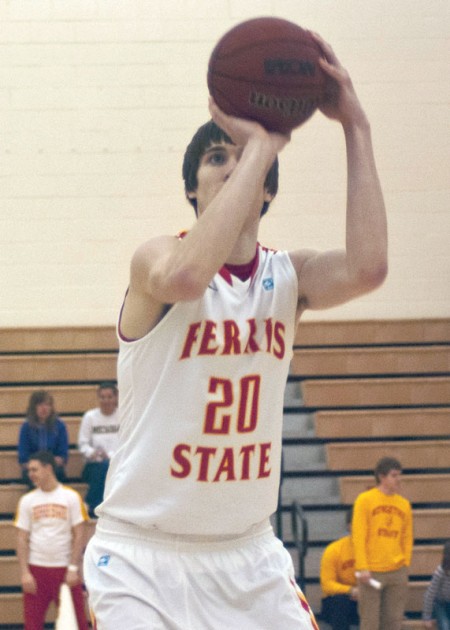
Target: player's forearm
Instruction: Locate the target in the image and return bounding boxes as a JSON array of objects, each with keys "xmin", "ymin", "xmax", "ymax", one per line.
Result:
[
  {"xmin": 344, "ymin": 121, "xmax": 388, "ymax": 290},
  {"xmin": 150, "ymin": 138, "xmax": 276, "ymax": 302}
]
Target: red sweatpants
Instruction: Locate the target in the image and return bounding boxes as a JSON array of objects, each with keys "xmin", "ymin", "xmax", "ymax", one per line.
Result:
[{"xmin": 23, "ymin": 564, "xmax": 89, "ymax": 630}]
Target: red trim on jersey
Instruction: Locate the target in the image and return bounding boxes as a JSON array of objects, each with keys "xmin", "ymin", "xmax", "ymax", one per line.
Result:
[
  {"xmin": 219, "ymin": 245, "xmax": 260, "ymax": 285},
  {"xmin": 290, "ymin": 578, "xmax": 320, "ymax": 630}
]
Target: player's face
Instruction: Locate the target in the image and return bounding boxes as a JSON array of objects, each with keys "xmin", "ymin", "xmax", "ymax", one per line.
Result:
[
  {"xmin": 98, "ymin": 388, "xmax": 118, "ymax": 416},
  {"xmin": 189, "ymin": 141, "xmax": 270, "ymax": 216},
  {"xmin": 379, "ymin": 469, "xmax": 402, "ymax": 495}
]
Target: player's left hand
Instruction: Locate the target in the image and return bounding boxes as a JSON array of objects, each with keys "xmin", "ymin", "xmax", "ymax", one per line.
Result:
[{"xmin": 310, "ymin": 32, "xmax": 368, "ymax": 129}]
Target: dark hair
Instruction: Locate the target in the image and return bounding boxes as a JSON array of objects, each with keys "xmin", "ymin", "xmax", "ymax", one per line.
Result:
[
  {"xmin": 182, "ymin": 120, "xmax": 279, "ymax": 217},
  {"xmin": 25, "ymin": 390, "xmax": 57, "ymax": 430},
  {"xmin": 28, "ymin": 450, "xmax": 57, "ymax": 476},
  {"xmin": 442, "ymin": 541, "xmax": 450, "ymax": 572},
  {"xmin": 374, "ymin": 457, "xmax": 402, "ymax": 484},
  {"xmin": 97, "ymin": 381, "xmax": 118, "ymax": 394}
]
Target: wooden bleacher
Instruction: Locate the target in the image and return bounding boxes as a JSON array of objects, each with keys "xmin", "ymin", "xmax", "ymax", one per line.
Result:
[
  {"xmin": 0, "ymin": 326, "xmax": 117, "ymax": 627},
  {"xmin": 282, "ymin": 318, "xmax": 450, "ymax": 625},
  {"xmin": 1, "ymin": 320, "xmax": 449, "ymax": 628}
]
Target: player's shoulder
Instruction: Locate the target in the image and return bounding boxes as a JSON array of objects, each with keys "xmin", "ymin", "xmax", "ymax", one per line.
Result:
[
  {"xmin": 130, "ymin": 234, "xmax": 181, "ymax": 278},
  {"xmin": 287, "ymin": 247, "xmax": 319, "ymax": 276}
]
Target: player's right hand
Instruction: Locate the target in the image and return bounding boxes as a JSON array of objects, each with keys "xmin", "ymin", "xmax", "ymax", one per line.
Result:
[{"xmin": 208, "ymin": 97, "xmax": 290, "ymax": 156}]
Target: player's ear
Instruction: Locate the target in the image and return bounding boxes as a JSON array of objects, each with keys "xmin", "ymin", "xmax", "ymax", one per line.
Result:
[{"xmin": 186, "ymin": 190, "xmax": 197, "ymax": 200}]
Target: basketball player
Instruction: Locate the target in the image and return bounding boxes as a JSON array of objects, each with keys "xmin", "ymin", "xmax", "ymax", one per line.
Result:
[{"xmin": 84, "ymin": 34, "xmax": 388, "ymax": 629}]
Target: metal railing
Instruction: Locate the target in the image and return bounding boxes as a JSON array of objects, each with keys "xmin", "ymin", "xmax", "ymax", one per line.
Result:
[{"xmin": 291, "ymin": 500, "xmax": 309, "ymax": 591}]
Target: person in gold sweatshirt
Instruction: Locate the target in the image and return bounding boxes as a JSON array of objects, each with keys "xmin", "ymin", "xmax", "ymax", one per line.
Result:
[
  {"xmin": 352, "ymin": 456, "xmax": 413, "ymax": 630},
  {"xmin": 320, "ymin": 508, "xmax": 359, "ymax": 630}
]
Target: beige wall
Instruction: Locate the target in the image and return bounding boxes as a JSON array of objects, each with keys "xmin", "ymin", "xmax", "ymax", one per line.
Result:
[{"xmin": 1, "ymin": 0, "xmax": 449, "ymax": 327}]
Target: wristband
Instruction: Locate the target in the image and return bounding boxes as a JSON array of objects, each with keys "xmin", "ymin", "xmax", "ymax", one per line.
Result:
[{"xmin": 67, "ymin": 564, "xmax": 79, "ymax": 572}]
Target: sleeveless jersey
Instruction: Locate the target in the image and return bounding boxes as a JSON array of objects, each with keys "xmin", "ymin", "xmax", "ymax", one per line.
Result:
[{"xmin": 98, "ymin": 245, "xmax": 298, "ymax": 536}]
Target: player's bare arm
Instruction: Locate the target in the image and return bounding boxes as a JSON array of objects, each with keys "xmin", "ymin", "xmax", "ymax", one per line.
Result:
[
  {"xmin": 121, "ymin": 103, "xmax": 289, "ymax": 340},
  {"xmin": 290, "ymin": 34, "xmax": 388, "ymax": 313}
]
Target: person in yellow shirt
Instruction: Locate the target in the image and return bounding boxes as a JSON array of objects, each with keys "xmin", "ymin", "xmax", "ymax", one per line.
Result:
[
  {"xmin": 320, "ymin": 508, "xmax": 359, "ymax": 630},
  {"xmin": 352, "ymin": 456, "xmax": 413, "ymax": 630}
]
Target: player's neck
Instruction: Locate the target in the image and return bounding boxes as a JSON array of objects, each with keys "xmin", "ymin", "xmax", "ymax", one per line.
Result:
[{"xmin": 225, "ymin": 227, "xmax": 259, "ymax": 266}]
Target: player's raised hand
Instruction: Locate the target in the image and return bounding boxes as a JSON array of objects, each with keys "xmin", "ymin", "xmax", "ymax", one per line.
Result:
[
  {"xmin": 208, "ymin": 97, "xmax": 290, "ymax": 155},
  {"xmin": 310, "ymin": 32, "xmax": 368, "ymax": 129}
]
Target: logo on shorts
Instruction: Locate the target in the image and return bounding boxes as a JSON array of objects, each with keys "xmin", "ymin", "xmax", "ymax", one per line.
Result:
[
  {"xmin": 97, "ymin": 554, "xmax": 110, "ymax": 567},
  {"xmin": 262, "ymin": 278, "xmax": 274, "ymax": 291}
]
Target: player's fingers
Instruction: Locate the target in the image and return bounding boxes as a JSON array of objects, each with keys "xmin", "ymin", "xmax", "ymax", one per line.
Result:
[
  {"xmin": 319, "ymin": 57, "xmax": 352, "ymax": 90},
  {"xmin": 309, "ymin": 31, "xmax": 339, "ymax": 65}
]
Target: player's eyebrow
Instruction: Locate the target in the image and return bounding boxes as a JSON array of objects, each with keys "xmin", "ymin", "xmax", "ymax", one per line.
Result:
[{"xmin": 203, "ymin": 144, "xmax": 228, "ymax": 155}]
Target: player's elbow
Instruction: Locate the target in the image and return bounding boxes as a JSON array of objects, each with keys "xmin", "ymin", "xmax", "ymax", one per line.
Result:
[
  {"xmin": 153, "ymin": 264, "xmax": 209, "ymax": 303},
  {"xmin": 355, "ymin": 260, "xmax": 388, "ymax": 292},
  {"xmin": 169, "ymin": 265, "xmax": 209, "ymax": 301}
]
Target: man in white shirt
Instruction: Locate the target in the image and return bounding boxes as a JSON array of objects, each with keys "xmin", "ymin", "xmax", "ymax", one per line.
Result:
[
  {"xmin": 78, "ymin": 382, "xmax": 119, "ymax": 517},
  {"xmin": 15, "ymin": 450, "xmax": 89, "ymax": 630}
]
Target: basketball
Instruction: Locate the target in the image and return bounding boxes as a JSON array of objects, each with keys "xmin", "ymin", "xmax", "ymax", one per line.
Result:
[{"xmin": 207, "ymin": 17, "xmax": 327, "ymax": 134}]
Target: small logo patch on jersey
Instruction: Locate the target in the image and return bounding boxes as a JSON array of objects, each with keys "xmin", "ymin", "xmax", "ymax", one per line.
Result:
[
  {"xmin": 97, "ymin": 554, "xmax": 110, "ymax": 567},
  {"xmin": 262, "ymin": 278, "xmax": 274, "ymax": 291}
]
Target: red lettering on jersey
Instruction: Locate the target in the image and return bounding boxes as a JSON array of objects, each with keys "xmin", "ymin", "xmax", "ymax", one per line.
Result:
[
  {"xmin": 213, "ymin": 447, "xmax": 236, "ymax": 482},
  {"xmin": 240, "ymin": 444, "xmax": 256, "ymax": 480},
  {"xmin": 198, "ymin": 320, "xmax": 219, "ymax": 355},
  {"xmin": 236, "ymin": 375, "xmax": 259, "ymax": 433},
  {"xmin": 203, "ymin": 378, "xmax": 233, "ymax": 434},
  {"xmin": 170, "ymin": 443, "xmax": 191, "ymax": 478},
  {"xmin": 195, "ymin": 446, "xmax": 217, "ymax": 481},
  {"xmin": 258, "ymin": 443, "xmax": 271, "ymax": 478},
  {"xmin": 244, "ymin": 318, "xmax": 261, "ymax": 354},
  {"xmin": 179, "ymin": 319, "xmax": 286, "ymax": 361},
  {"xmin": 264, "ymin": 318, "xmax": 273, "ymax": 353},
  {"xmin": 170, "ymin": 442, "xmax": 272, "ymax": 482},
  {"xmin": 179, "ymin": 322, "xmax": 202, "ymax": 359},
  {"xmin": 273, "ymin": 321, "xmax": 285, "ymax": 358},
  {"xmin": 222, "ymin": 320, "xmax": 241, "ymax": 355}
]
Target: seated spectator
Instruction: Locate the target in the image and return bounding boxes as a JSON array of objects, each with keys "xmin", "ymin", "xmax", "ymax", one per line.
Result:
[
  {"xmin": 78, "ymin": 381, "xmax": 119, "ymax": 518},
  {"xmin": 18, "ymin": 390, "xmax": 68, "ymax": 487},
  {"xmin": 320, "ymin": 508, "xmax": 359, "ymax": 630},
  {"xmin": 423, "ymin": 540, "xmax": 450, "ymax": 629}
]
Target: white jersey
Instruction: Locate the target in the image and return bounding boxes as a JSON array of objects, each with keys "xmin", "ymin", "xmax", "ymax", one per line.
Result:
[
  {"xmin": 98, "ymin": 245, "xmax": 298, "ymax": 536},
  {"xmin": 15, "ymin": 484, "xmax": 87, "ymax": 566},
  {"xmin": 78, "ymin": 407, "xmax": 120, "ymax": 460}
]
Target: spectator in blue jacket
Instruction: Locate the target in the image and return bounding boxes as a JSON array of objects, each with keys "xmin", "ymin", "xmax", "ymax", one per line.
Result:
[{"xmin": 18, "ymin": 390, "xmax": 68, "ymax": 487}]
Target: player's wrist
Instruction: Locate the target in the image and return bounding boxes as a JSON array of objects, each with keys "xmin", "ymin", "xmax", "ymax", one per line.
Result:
[{"xmin": 67, "ymin": 564, "xmax": 79, "ymax": 572}]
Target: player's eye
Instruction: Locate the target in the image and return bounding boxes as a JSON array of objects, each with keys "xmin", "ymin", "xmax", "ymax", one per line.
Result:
[{"xmin": 207, "ymin": 151, "xmax": 227, "ymax": 165}]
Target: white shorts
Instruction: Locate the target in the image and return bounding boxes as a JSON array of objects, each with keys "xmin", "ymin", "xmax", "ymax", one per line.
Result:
[{"xmin": 84, "ymin": 519, "xmax": 318, "ymax": 630}]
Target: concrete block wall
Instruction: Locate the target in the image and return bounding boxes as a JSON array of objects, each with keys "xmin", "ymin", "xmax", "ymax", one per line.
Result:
[{"xmin": 1, "ymin": 0, "xmax": 448, "ymax": 326}]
